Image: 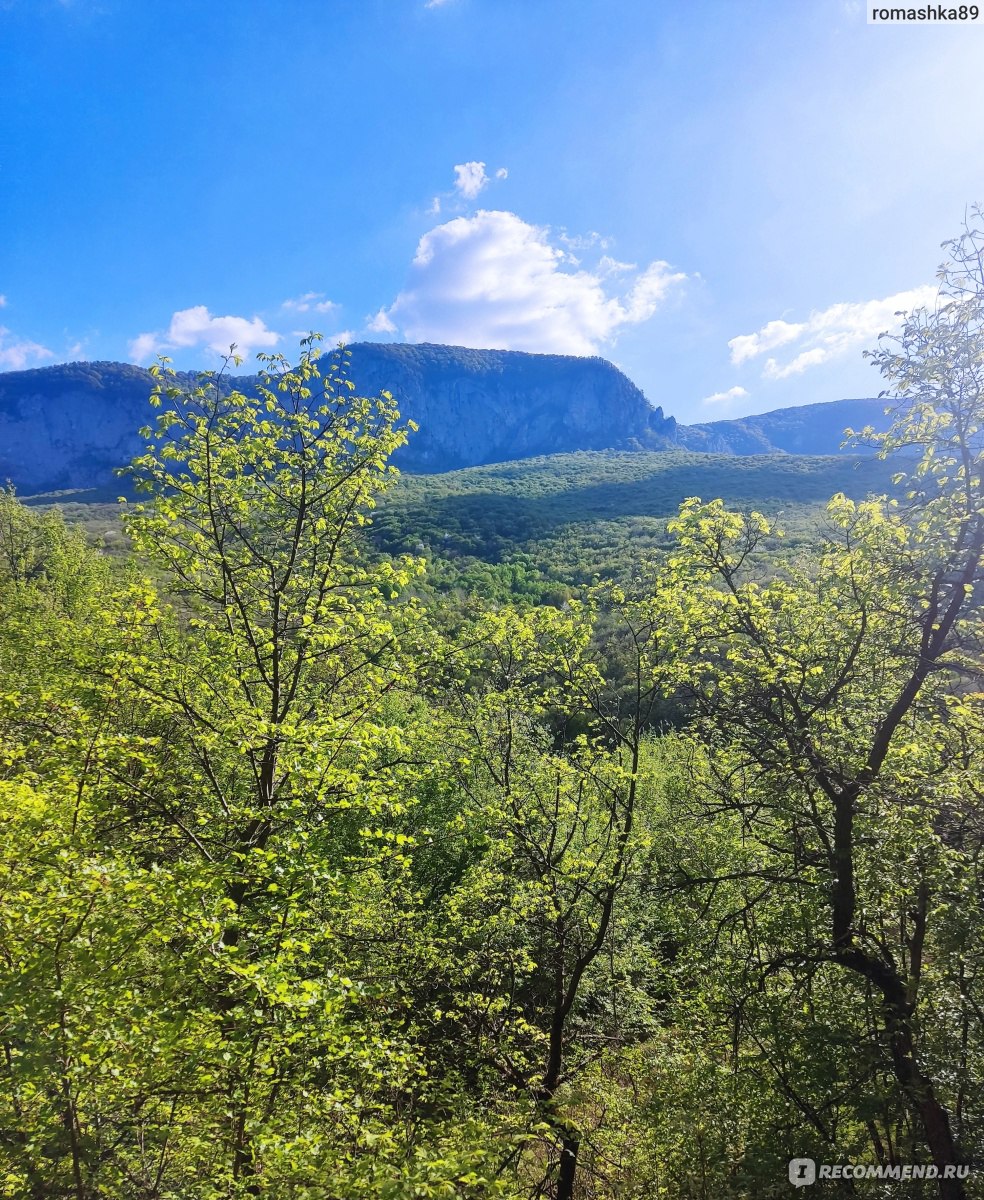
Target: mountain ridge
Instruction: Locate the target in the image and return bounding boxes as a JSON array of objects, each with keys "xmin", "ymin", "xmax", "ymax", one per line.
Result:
[
  {"xmin": 679, "ymin": 397, "xmax": 889, "ymax": 455},
  {"xmin": 0, "ymin": 345, "xmax": 890, "ymax": 494}
]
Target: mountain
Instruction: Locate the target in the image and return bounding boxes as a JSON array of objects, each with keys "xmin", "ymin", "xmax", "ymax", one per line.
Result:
[
  {"xmin": 329, "ymin": 343, "xmax": 679, "ymax": 469},
  {"xmin": 678, "ymin": 398, "xmax": 890, "ymax": 455},
  {"xmin": 0, "ymin": 362, "xmax": 142, "ymax": 494},
  {"xmin": 0, "ymin": 344, "xmax": 891, "ymax": 495},
  {"xmin": 0, "ymin": 345, "xmax": 678, "ymax": 493}
]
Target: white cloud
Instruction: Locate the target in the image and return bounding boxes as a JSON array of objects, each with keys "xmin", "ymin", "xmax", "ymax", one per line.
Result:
[
  {"xmin": 558, "ymin": 230, "xmax": 613, "ymax": 253},
  {"xmin": 0, "ymin": 326, "xmax": 54, "ymax": 371},
  {"xmin": 763, "ymin": 347, "xmax": 828, "ymax": 381},
  {"xmin": 128, "ymin": 332, "xmax": 163, "ymax": 363},
  {"xmin": 0, "ymin": 295, "xmax": 7, "ymax": 309},
  {"xmin": 730, "ymin": 285, "xmax": 937, "ymax": 378},
  {"xmin": 431, "ymin": 162, "xmax": 507, "ymax": 214},
  {"xmin": 321, "ymin": 330, "xmax": 356, "ymax": 347},
  {"xmin": 368, "ymin": 308, "xmax": 397, "ymax": 334},
  {"xmin": 129, "ymin": 305, "xmax": 281, "ymax": 364},
  {"xmin": 425, "ymin": 0, "xmax": 453, "ymax": 8},
  {"xmin": 281, "ymin": 291, "xmax": 339, "ymax": 314},
  {"xmin": 729, "ymin": 318, "xmax": 806, "ymax": 366},
  {"xmin": 374, "ymin": 209, "xmax": 686, "ymax": 355},
  {"xmin": 624, "ymin": 261, "xmax": 681, "ymax": 322},
  {"xmin": 598, "ymin": 255, "xmax": 636, "ymax": 276},
  {"xmin": 703, "ymin": 385, "xmax": 749, "ymax": 407},
  {"xmin": 453, "ymin": 161, "xmax": 490, "ymax": 200}
]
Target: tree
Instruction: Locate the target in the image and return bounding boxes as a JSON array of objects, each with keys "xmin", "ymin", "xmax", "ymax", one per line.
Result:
[
  {"xmin": 0, "ymin": 484, "xmax": 102, "ymax": 604},
  {"xmin": 648, "ymin": 212, "xmax": 984, "ymax": 1196},
  {"xmin": 116, "ymin": 341, "xmax": 444, "ymax": 1190},
  {"xmin": 2, "ymin": 342, "xmax": 522, "ymax": 1197},
  {"xmin": 123, "ymin": 338, "xmax": 418, "ymax": 826},
  {"xmin": 418, "ymin": 594, "xmax": 673, "ymax": 1200}
]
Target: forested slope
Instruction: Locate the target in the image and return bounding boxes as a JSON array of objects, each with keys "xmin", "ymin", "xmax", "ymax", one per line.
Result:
[{"xmin": 3, "ymin": 212, "xmax": 984, "ymax": 1198}]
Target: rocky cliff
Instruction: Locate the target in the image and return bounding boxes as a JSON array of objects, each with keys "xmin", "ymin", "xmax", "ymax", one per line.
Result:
[
  {"xmin": 341, "ymin": 343, "xmax": 677, "ymax": 470},
  {"xmin": 0, "ymin": 361, "xmax": 160, "ymax": 494},
  {"xmin": 0, "ymin": 344, "xmax": 678, "ymax": 493},
  {"xmin": 0, "ymin": 346, "xmax": 895, "ymax": 496}
]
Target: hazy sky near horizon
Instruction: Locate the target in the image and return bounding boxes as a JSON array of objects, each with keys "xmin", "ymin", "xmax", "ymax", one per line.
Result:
[{"xmin": 1, "ymin": 0, "xmax": 983, "ymax": 423}]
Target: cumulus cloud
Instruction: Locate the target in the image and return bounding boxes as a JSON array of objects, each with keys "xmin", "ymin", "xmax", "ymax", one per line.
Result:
[
  {"xmin": 281, "ymin": 291, "xmax": 339, "ymax": 315},
  {"xmin": 129, "ymin": 306, "xmax": 281, "ymax": 364},
  {"xmin": 429, "ymin": 162, "xmax": 507, "ymax": 214},
  {"xmin": 703, "ymin": 385, "xmax": 749, "ymax": 407},
  {"xmin": 374, "ymin": 210, "xmax": 686, "ymax": 355},
  {"xmin": 368, "ymin": 309, "xmax": 398, "ymax": 334},
  {"xmin": 729, "ymin": 319, "xmax": 806, "ymax": 366},
  {"xmin": 453, "ymin": 162, "xmax": 489, "ymax": 200},
  {"xmin": 730, "ymin": 285, "xmax": 937, "ymax": 379},
  {"xmin": 0, "ymin": 326, "xmax": 54, "ymax": 371}
]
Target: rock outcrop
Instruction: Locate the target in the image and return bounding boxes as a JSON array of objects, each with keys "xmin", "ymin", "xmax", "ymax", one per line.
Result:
[
  {"xmin": 0, "ymin": 361, "xmax": 159, "ymax": 494},
  {"xmin": 0, "ymin": 345, "xmax": 894, "ymax": 496},
  {"xmin": 0, "ymin": 345, "xmax": 678, "ymax": 493},
  {"xmin": 342, "ymin": 343, "xmax": 677, "ymax": 471}
]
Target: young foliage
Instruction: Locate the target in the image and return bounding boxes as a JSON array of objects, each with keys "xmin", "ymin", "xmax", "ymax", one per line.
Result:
[{"xmin": 646, "ymin": 213, "xmax": 984, "ymax": 1196}]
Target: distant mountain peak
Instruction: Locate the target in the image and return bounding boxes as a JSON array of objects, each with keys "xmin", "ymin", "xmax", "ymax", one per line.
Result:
[{"xmin": 677, "ymin": 398, "xmax": 890, "ymax": 456}]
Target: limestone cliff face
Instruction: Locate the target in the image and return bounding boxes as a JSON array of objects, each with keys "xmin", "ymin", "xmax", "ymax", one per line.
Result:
[
  {"xmin": 0, "ymin": 344, "xmax": 677, "ymax": 493},
  {"xmin": 0, "ymin": 344, "xmax": 887, "ymax": 496},
  {"xmin": 0, "ymin": 362, "xmax": 155, "ymax": 493},
  {"xmin": 342, "ymin": 343, "xmax": 677, "ymax": 470}
]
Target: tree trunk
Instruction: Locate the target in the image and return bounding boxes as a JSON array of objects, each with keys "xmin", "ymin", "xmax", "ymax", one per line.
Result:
[
  {"xmin": 886, "ymin": 1011, "xmax": 966, "ymax": 1200},
  {"xmin": 831, "ymin": 794, "xmax": 966, "ymax": 1198},
  {"xmin": 556, "ymin": 1133, "xmax": 580, "ymax": 1200}
]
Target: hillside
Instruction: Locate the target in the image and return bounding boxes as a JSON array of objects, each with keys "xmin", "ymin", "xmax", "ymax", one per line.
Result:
[
  {"xmin": 372, "ymin": 448, "xmax": 900, "ymax": 603},
  {"xmin": 0, "ymin": 346, "xmax": 677, "ymax": 492},
  {"xmin": 328, "ymin": 342, "xmax": 678, "ymax": 468},
  {"xmin": 31, "ymin": 448, "xmax": 902, "ymax": 605},
  {"xmin": 678, "ymin": 397, "xmax": 889, "ymax": 454},
  {"xmin": 0, "ymin": 346, "xmax": 896, "ymax": 495}
]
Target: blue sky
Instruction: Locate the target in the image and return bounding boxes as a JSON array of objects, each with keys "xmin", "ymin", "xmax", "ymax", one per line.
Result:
[{"xmin": 1, "ymin": 0, "xmax": 983, "ymax": 424}]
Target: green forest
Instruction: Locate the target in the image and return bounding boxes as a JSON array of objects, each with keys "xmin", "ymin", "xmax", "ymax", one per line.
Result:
[
  {"xmin": 34, "ymin": 447, "xmax": 899, "ymax": 611},
  {"xmin": 2, "ymin": 222, "xmax": 984, "ymax": 1200}
]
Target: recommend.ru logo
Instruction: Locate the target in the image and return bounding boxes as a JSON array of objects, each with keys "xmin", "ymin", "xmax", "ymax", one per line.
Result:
[
  {"xmin": 789, "ymin": 1159, "xmax": 816, "ymax": 1187},
  {"xmin": 789, "ymin": 1158, "xmax": 971, "ymax": 1185}
]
